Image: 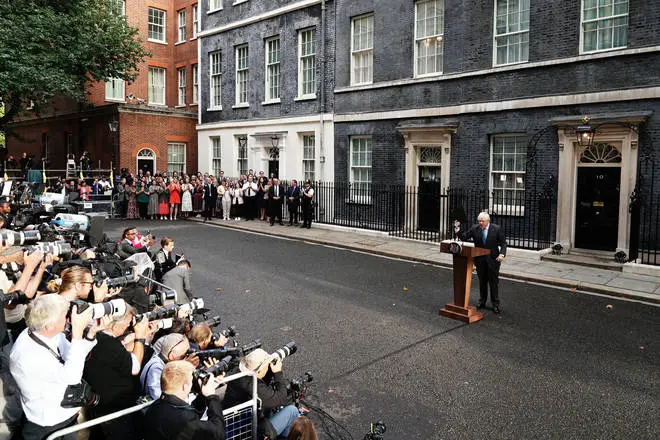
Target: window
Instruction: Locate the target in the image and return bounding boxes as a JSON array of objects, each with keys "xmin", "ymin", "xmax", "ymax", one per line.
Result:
[
  {"xmin": 192, "ymin": 4, "xmax": 198, "ymax": 38},
  {"xmin": 209, "ymin": 51, "xmax": 222, "ymax": 109},
  {"xmin": 148, "ymin": 67, "xmax": 166, "ymax": 105},
  {"xmin": 177, "ymin": 10, "xmax": 186, "ymax": 43},
  {"xmin": 265, "ymin": 37, "xmax": 281, "ymax": 102},
  {"xmin": 414, "ymin": 0, "xmax": 444, "ymax": 76},
  {"xmin": 235, "ymin": 45, "xmax": 249, "ymax": 105},
  {"xmin": 167, "ymin": 143, "xmax": 186, "ymax": 173},
  {"xmin": 490, "ymin": 135, "xmax": 526, "ymax": 215},
  {"xmin": 494, "ymin": 0, "xmax": 529, "ymax": 65},
  {"xmin": 303, "ymin": 135, "xmax": 316, "ymax": 182},
  {"xmin": 210, "ymin": 0, "xmax": 223, "ymax": 11},
  {"xmin": 350, "ymin": 137, "xmax": 372, "ymax": 193},
  {"xmin": 237, "ymin": 138, "xmax": 248, "ymax": 175},
  {"xmin": 211, "ymin": 137, "xmax": 222, "ymax": 177},
  {"xmin": 105, "ymin": 78, "xmax": 125, "ymax": 101},
  {"xmin": 148, "ymin": 8, "xmax": 166, "ymax": 43},
  {"xmin": 298, "ymin": 29, "xmax": 316, "ymax": 97},
  {"xmin": 192, "ymin": 64, "xmax": 198, "ymax": 104},
  {"xmin": 351, "ymin": 14, "xmax": 374, "ymax": 85},
  {"xmin": 110, "ymin": 0, "xmax": 125, "ymax": 16},
  {"xmin": 177, "ymin": 68, "xmax": 186, "ymax": 106},
  {"xmin": 581, "ymin": 0, "xmax": 628, "ymax": 52}
]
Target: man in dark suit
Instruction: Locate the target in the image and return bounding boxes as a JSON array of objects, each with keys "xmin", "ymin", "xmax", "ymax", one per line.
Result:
[
  {"xmin": 457, "ymin": 212, "xmax": 507, "ymax": 314},
  {"xmin": 268, "ymin": 178, "xmax": 284, "ymax": 226},
  {"xmin": 203, "ymin": 177, "xmax": 218, "ymax": 221},
  {"xmin": 286, "ymin": 179, "xmax": 301, "ymax": 225},
  {"xmin": 160, "ymin": 260, "xmax": 193, "ymax": 303}
]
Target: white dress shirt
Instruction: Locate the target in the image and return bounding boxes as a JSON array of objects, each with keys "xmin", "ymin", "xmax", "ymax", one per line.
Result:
[
  {"xmin": 242, "ymin": 182, "xmax": 258, "ymax": 197},
  {"xmin": 9, "ymin": 329, "xmax": 97, "ymax": 426}
]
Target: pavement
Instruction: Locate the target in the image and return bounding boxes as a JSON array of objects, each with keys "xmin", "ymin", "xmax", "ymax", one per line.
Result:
[{"xmin": 187, "ymin": 216, "xmax": 660, "ymax": 305}]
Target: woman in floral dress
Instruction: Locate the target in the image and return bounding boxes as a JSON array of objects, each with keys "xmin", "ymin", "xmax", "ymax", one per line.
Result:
[
  {"xmin": 180, "ymin": 176, "xmax": 193, "ymax": 218},
  {"xmin": 125, "ymin": 182, "xmax": 138, "ymax": 220},
  {"xmin": 148, "ymin": 179, "xmax": 160, "ymax": 220}
]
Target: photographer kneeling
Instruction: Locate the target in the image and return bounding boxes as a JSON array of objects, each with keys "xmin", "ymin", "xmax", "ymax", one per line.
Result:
[
  {"xmin": 144, "ymin": 360, "xmax": 225, "ymax": 440},
  {"xmin": 226, "ymin": 349, "xmax": 299, "ymax": 439},
  {"xmin": 9, "ymin": 294, "xmax": 103, "ymax": 440}
]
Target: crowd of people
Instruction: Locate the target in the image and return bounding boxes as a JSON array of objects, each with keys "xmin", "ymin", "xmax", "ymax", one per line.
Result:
[{"xmin": 0, "ymin": 221, "xmax": 319, "ymax": 440}]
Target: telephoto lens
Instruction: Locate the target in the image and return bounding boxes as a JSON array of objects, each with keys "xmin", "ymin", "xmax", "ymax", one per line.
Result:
[
  {"xmin": 90, "ymin": 299, "xmax": 127, "ymax": 320},
  {"xmin": 179, "ymin": 298, "xmax": 204, "ymax": 314},
  {"xmin": 154, "ymin": 318, "xmax": 173, "ymax": 330},
  {"xmin": 271, "ymin": 341, "xmax": 297, "ymax": 364},
  {"xmin": 0, "ymin": 290, "xmax": 29, "ymax": 306},
  {"xmin": 0, "ymin": 229, "xmax": 42, "ymax": 246},
  {"xmin": 26, "ymin": 241, "xmax": 72, "ymax": 257}
]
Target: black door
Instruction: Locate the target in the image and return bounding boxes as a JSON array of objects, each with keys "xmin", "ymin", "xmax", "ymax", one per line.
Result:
[
  {"xmin": 137, "ymin": 159, "xmax": 154, "ymax": 176},
  {"xmin": 574, "ymin": 167, "xmax": 620, "ymax": 250},
  {"xmin": 417, "ymin": 167, "xmax": 441, "ymax": 232},
  {"xmin": 268, "ymin": 160, "xmax": 279, "ymax": 179}
]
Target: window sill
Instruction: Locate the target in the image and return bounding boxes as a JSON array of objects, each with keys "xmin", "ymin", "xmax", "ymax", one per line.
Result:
[
  {"xmin": 148, "ymin": 39, "xmax": 168, "ymax": 45},
  {"xmin": 175, "ymin": 105, "xmax": 186, "ymax": 108},
  {"xmin": 233, "ymin": 0, "xmax": 248, "ymax": 5},
  {"xmin": 148, "ymin": 103, "xmax": 167, "ymax": 107},
  {"xmin": 580, "ymin": 45, "xmax": 628, "ymax": 56},
  {"xmin": 207, "ymin": 107, "xmax": 223, "ymax": 112},
  {"xmin": 190, "ymin": 36, "xmax": 197, "ymax": 41},
  {"xmin": 207, "ymin": 7, "xmax": 223, "ymax": 15},
  {"xmin": 294, "ymin": 95, "xmax": 316, "ymax": 101},
  {"xmin": 175, "ymin": 40, "xmax": 186, "ymax": 46},
  {"xmin": 191, "ymin": 103, "xmax": 198, "ymax": 107},
  {"xmin": 232, "ymin": 103, "xmax": 249, "ymax": 109},
  {"xmin": 490, "ymin": 205, "xmax": 525, "ymax": 217},
  {"xmin": 492, "ymin": 59, "xmax": 528, "ymax": 68},
  {"xmin": 350, "ymin": 81, "xmax": 373, "ymax": 87},
  {"xmin": 105, "ymin": 98, "xmax": 125, "ymax": 103},
  {"xmin": 261, "ymin": 99, "xmax": 281, "ymax": 105},
  {"xmin": 414, "ymin": 71, "xmax": 443, "ymax": 79}
]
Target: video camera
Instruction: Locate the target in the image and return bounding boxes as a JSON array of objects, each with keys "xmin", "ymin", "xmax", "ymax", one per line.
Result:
[
  {"xmin": 287, "ymin": 371, "xmax": 313, "ymax": 402},
  {"xmin": 70, "ymin": 298, "xmax": 127, "ymax": 320},
  {"xmin": 135, "ymin": 298, "xmax": 205, "ymax": 322},
  {"xmin": 191, "ymin": 339, "xmax": 262, "ymax": 363},
  {"xmin": 0, "ymin": 289, "xmax": 29, "ymax": 306},
  {"xmin": 93, "ymin": 265, "xmax": 139, "ymax": 288}
]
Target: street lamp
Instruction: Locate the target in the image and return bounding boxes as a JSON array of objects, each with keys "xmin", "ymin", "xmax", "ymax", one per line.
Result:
[
  {"xmin": 108, "ymin": 119, "xmax": 119, "ymax": 177},
  {"xmin": 238, "ymin": 135, "xmax": 247, "ymax": 148},
  {"xmin": 270, "ymin": 134, "xmax": 280, "ymax": 149},
  {"xmin": 576, "ymin": 115, "xmax": 596, "ymax": 148}
]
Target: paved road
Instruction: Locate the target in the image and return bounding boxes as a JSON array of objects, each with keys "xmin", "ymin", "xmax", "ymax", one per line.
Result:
[{"xmin": 107, "ymin": 220, "xmax": 659, "ymax": 440}]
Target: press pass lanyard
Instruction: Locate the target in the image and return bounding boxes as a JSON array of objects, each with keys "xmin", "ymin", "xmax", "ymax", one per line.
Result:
[{"xmin": 28, "ymin": 330, "xmax": 65, "ymax": 365}]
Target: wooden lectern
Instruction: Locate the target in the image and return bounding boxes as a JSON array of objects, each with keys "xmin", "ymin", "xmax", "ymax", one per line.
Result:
[{"xmin": 439, "ymin": 240, "xmax": 491, "ymax": 323}]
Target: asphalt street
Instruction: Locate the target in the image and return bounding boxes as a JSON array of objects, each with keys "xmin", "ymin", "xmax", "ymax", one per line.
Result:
[{"xmin": 107, "ymin": 220, "xmax": 660, "ymax": 440}]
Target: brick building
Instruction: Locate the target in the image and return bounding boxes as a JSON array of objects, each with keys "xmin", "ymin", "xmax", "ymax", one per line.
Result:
[
  {"xmin": 196, "ymin": 0, "xmax": 335, "ymax": 181},
  {"xmin": 7, "ymin": 0, "xmax": 200, "ymax": 176}
]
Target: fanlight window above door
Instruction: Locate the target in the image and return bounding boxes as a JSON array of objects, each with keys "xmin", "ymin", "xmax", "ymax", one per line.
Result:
[
  {"xmin": 138, "ymin": 148, "xmax": 156, "ymax": 158},
  {"xmin": 418, "ymin": 147, "xmax": 442, "ymax": 164},
  {"xmin": 579, "ymin": 143, "xmax": 622, "ymax": 164}
]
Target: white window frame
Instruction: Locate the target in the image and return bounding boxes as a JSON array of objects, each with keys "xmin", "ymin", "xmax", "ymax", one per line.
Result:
[
  {"xmin": 349, "ymin": 136, "xmax": 372, "ymax": 204},
  {"xmin": 105, "ymin": 78, "xmax": 125, "ymax": 102},
  {"xmin": 302, "ymin": 134, "xmax": 316, "ymax": 182},
  {"xmin": 490, "ymin": 134, "xmax": 527, "ymax": 216},
  {"xmin": 148, "ymin": 67, "xmax": 166, "ymax": 106},
  {"xmin": 297, "ymin": 28, "xmax": 316, "ymax": 99},
  {"xmin": 209, "ymin": 51, "xmax": 222, "ymax": 110},
  {"xmin": 235, "ymin": 45, "xmax": 249, "ymax": 106},
  {"xmin": 209, "ymin": 0, "xmax": 223, "ymax": 13},
  {"xmin": 237, "ymin": 138, "xmax": 248, "ymax": 175},
  {"xmin": 192, "ymin": 4, "xmax": 199, "ymax": 38},
  {"xmin": 265, "ymin": 37, "xmax": 281, "ymax": 103},
  {"xmin": 177, "ymin": 67, "xmax": 186, "ymax": 106},
  {"xmin": 211, "ymin": 137, "xmax": 222, "ymax": 177},
  {"xmin": 177, "ymin": 9, "xmax": 186, "ymax": 43},
  {"xmin": 493, "ymin": 0, "xmax": 530, "ymax": 66},
  {"xmin": 351, "ymin": 14, "xmax": 374, "ymax": 85},
  {"xmin": 167, "ymin": 143, "xmax": 187, "ymax": 174},
  {"xmin": 580, "ymin": 0, "xmax": 629, "ymax": 54},
  {"xmin": 414, "ymin": 0, "xmax": 444, "ymax": 78},
  {"xmin": 192, "ymin": 64, "xmax": 198, "ymax": 104},
  {"xmin": 148, "ymin": 7, "xmax": 166, "ymax": 44}
]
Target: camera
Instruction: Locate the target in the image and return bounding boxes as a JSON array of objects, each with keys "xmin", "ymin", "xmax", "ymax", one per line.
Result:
[
  {"xmin": 270, "ymin": 341, "xmax": 297, "ymax": 365},
  {"xmin": 193, "ymin": 355, "xmax": 233, "ymax": 387},
  {"xmin": 192, "ymin": 339, "xmax": 262, "ymax": 363},
  {"xmin": 363, "ymin": 422, "xmax": 386, "ymax": 440},
  {"xmin": 71, "ymin": 298, "xmax": 127, "ymax": 320},
  {"xmin": 61, "ymin": 380, "xmax": 100, "ymax": 408},
  {"xmin": 0, "ymin": 228, "xmax": 41, "ymax": 246},
  {"xmin": 219, "ymin": 325, "xmax": 237, "ymax": 338},
  {"xmin": 25, "ymin": 241, "xmax": 72, "ymax": 257},
  {"xmin": 135, "ymin": 298, "xmax": 205, "ymax": 322},
  {"xmin": 0, "ymin": 290, "xmax": 29, "ymax": 306},
  {"xmin": 154, "ymin": 318, "xmax": 173, "ymax": 330},
  {"xmin": 287, "ymin": 371, "xmax": 313, "ymax": 402}
]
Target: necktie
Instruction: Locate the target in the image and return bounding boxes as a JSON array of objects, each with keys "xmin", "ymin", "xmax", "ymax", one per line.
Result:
[
  {"xmin": 275, "ymin": 186, "xmax": 278, "ymax": 197},
  {"xmin": 482, "ymin": 228, "xmax": 487, "ymax": 244}
]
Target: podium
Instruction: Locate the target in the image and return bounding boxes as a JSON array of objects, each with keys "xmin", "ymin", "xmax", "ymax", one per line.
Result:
[{"xmin": 439, "ymin": 240, "xmax": 490, "ymax": 323}]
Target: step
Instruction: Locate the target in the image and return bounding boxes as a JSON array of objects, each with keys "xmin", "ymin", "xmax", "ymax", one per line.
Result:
[{"xmin": 541, "ymin": 252, "xmax": 623, "ymax": 271}]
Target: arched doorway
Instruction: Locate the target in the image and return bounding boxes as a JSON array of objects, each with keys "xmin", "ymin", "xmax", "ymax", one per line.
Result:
[{"xmin": 136, "ymin": 148, "xmax": 156, "ymax": 175}]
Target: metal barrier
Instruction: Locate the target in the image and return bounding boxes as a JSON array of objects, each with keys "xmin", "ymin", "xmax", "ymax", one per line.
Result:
[{"xmin": 46, "ymin": 371, "xmax": 259, "ymax": 440}]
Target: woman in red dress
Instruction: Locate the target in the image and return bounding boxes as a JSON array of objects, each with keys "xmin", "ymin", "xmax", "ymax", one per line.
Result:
[{"xmin": 168, "ymin": 177, "xmax": 182, "ymax": 220}]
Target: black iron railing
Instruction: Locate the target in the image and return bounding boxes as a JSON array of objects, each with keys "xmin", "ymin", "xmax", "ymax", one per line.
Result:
[{"xmin": 632, "ymin": 193, "xmax": 660, "ymax": 266}]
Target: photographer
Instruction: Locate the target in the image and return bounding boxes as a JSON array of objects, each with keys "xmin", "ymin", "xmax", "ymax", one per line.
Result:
[
  {"xmin": 9, "ymin": 295, "xmax": 104, "ymax": 440},
  {"xmin": 82, "ymin": 304, "xmax": 150, "ymax": 440},
  {"xmin": 226, "ymin": 349, "xmax": 299, "ymax": 438},
  {"xmin": 117, "ymin": 227, "xmax": 153, "ymax": 259},
  {"xmin": 57, "ymin": 265, "xmax": 115, "ymax": 304},
  {"xmin": 160, "ymin": 260, "xmax": 193, "ymax": 303},
  {"xmin": 187, "ymin": 322, "xmax": 228, "ymax": 351},
  {"xmin": 144, "ymin": 360, "xmax": 225, "ymax": 440},
  {"xmin": 140, "ymin": 333, "xmax": 196, "ymax": 401}
]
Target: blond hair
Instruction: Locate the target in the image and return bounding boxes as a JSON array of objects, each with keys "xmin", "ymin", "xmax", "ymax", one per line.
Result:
[
  {"xmin": 25, "ymin": 294, "xmax": 68, "ymax": 332},
  {"xmin": 187, "ymin": 322, "xmax": 212, "ymax": 345},
  {"xmin": 161, "ymin": 360, "xmax": 194, "ymax": 394},
  {"xmin": 59, "ymin": 266, "xmax": 92, "ymax": 292}
]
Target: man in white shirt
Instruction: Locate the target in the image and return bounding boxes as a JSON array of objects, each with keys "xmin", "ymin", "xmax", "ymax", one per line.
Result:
[
  {"xmin": 10, "ymin": 294, "xmax": 103, "ymax": 440},
  {"xmin": 242, "ymin": 176, "xmax": 258, "ymax": 221},
  {"xmin": 300, "ymin": 180, "xmax": 315, "ymax": 229}
]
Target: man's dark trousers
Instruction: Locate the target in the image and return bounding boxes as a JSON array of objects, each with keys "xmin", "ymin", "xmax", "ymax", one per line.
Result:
[{"xmin": 474, "ymin": 256, "xmax": 500, "ymax": 307}]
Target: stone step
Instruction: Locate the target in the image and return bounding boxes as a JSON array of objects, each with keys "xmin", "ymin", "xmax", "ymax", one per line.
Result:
[{"xmin": 541, "ymin": 252, "xmax": 623, "ymax": 271}]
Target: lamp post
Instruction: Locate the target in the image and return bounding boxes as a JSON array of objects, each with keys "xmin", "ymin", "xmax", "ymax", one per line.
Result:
[
  {"xmin": 108, "ymin": 119, "xmax": 119, "ymax": 177},
  {"xmin": 575, "ymin": 115, "xmax": 596, "ymax": 148}
]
